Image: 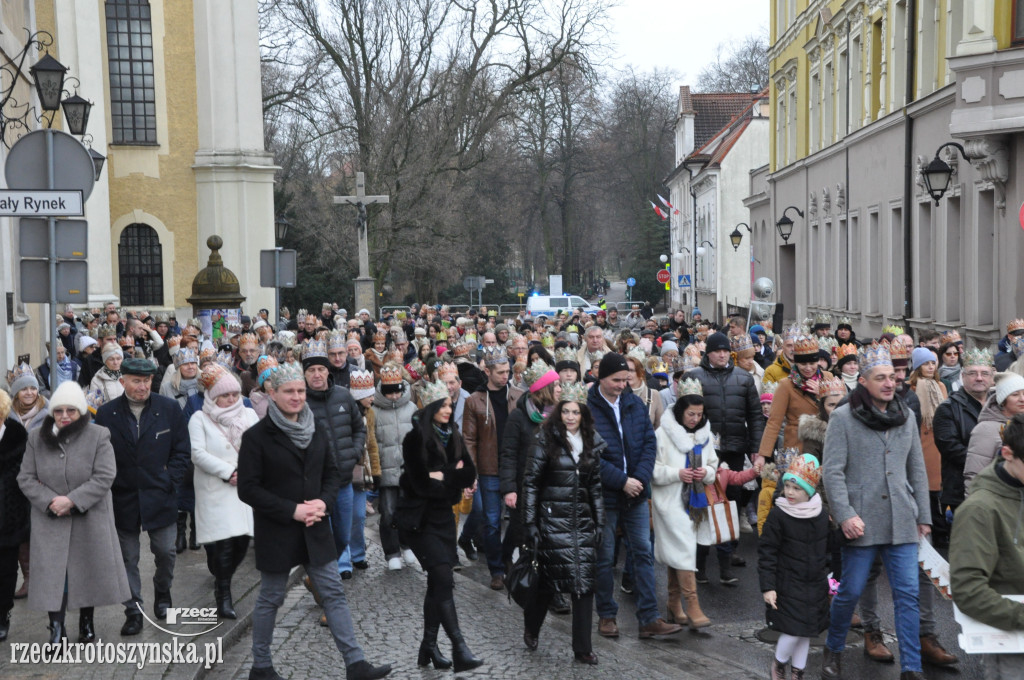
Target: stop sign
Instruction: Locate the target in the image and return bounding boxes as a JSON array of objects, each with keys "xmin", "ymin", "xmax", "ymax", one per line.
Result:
[{"xmin": 656, "ymin": 269, "xmax": 671, "ymax": 284}]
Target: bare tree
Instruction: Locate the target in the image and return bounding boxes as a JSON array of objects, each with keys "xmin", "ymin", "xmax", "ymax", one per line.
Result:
[{"xmin": 696, "ymin": 33, "xmax": 769, "ymax": 93}]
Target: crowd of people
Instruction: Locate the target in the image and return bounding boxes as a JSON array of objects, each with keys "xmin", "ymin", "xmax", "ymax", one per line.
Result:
[{"xmin": 2, "ymin": 300, "xmax": 1024, "ymax": 679}]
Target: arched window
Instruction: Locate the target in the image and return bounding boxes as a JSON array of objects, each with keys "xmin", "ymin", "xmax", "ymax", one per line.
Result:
[
  {"xmin": 106, "ymin": 0, "xmax": 157, "ymax": 144},
  {"xmin": 118, "ymin": 224, "xmax": 163, "ymax": 305}
]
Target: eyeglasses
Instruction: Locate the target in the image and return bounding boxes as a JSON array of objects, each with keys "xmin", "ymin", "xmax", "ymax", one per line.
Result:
[{"xmin": 944, "ymin": 351, "xmax": 958, "ymax": 357}]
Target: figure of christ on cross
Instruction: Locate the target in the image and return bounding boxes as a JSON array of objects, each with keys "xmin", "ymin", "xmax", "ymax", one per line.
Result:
[{"xmin": 334, "ymin": 172, "xmax": 390, "ymax": 313}]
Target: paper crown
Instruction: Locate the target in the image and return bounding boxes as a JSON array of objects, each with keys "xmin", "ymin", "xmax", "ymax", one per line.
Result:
[
  {"xmin": 199, "ymin": 363, "xmax": 228, "ymax": 392},
  {"xmin": 296, "ymin": 308, "xmax": 308, "ymax": 319},
  {"xmin": 761, "ymin": 381, "xmax": 779, "ymax": 396},
  {"xmin": 858, "ymin": 341, "xmax": 893, "ymax": 373},
  {"xmin": 646, "ymin": 357, "xmax": 669, "ymax": 376},
  {"xmin": 436, "ymin": 330, "xmax": 448, "ymax": 342},
  {"xmin": 269, "ymin": 362, "xmax": 304, "ymax": 389},
  {"xmin": 380, "ymin": 362, "xmax": 404, "ymax": 386},
  {"xmin": 1008, "ymin": 319, "xmax": 1024, "ymax": 334},
  {"xmin": 372, "ymin": 330, "xmax": 387, "ymax": 344},
  {"xmin": 174, "ymin": 347, "xmax": 198, "ymax": 367},
  {"xmin": 678, "ymin": 377, "xmax": 703, "ymax": 397},
  {"xmin": 322, "ymin": 302, "xmax": 332, "ymax": 311},
  {"xmin": 541, "ymin": 334, "xmax": 555, "ymax": 348},
  {"xmin": 452, "ymin": 341, "xmax": 471, "ymax": 358},
  {"xmin": 257, "ymin": 355, "xmax": 279, "ymax": 386},
  {"xmin": 12, "ymin": 362, "xmax": 34, "ymax": 383},
  {"xmin": 625, "ymin": 346, "xmax": 647, "ymax": 366},
  {"xmin": 817, "ymin": 374, "xmax": 847, "ymax": 399},
  {"xmin": 97, "ymin": 323, "xmax": 117, "ymax": 339},
  {"xmin": 561, "ymin": 381, "xmax": 589, "ymax": 404},
  {"xmin": 884, "ymin": 339, "xmax": 911, "ymax": 363},
  {"xmin": 464, "ymin": 331, "xmax": 477, "ymax": 344},
  {"xmin": 817, "ymin": 336, "xmax": 838, "ymax": 354},
  {"xmin": 215, "ymin": 350, "xmax": 235, "ymax": 370},
  {"xmin": 835, "ymin": 343, "xmax": 858, "ymax": 361},
  {"xmin": 813, "ymin": 312, "xmax": 832, "ymax": 326},
  {"xmin": 836, "ymin": 316, "xmax": 853, "ymax": 328},
  {"xmin": 302, "ymin": 339, "xmax": 328, "ymax": 361},
  {"xmin": 85, "ymin": 388, "xmax": 105, "ymax": 413},
  {"xmin": 391, "ymin": 329, "xmax": 407, "ymax": 344},
  {"xmin": 437, "ymin": 362, "xmax": 459, "ymax": 381},
  {"xmin": 277, "ymin": 330, "xmax": 297, "ymax": 347},
  {"xmin": 774, "ymin": 447, "xmax": 801, "ymax": 473},
  {"xmin": 328, "ymin": 330, "xmax": 347, "ymax": 351},
  {"xmin": 962, "ymin": 347, "xmax": 994, "ymax": 368},
  {"xmin": 166, "ymin": 335, "xmax": 181, "ymax": 349},
  {"xmin": 481, "ymin": 346, "xmax": 508, "ymax": 367},
  {"xmin": 420, "ymin": 379, "xmax": 450, "ymax": 407},
  {"xmin": 793, "ymin": 335, "xmax": 820, "ymax": 358},
  {"xmin": 731, "ymin": 333, "xmax": 754, "ymax": 353},
  {"xmin": 522, "ymin": 360, "xmax": 556, "ymax": 388},
  {"xmin": 783, "ymin": 453, "xmax": 822, "ymax": 496},
  {"xmin": 406, "ymin": 358, "xmax": 426, "ymax": 380},
  {"xmin": 304, "ymin": 314, "xmax": 317, "ymax": 325},
  {"xmin": 554, "ymin": 347, "xmax": 577, "ymax": 365},
  {"xmin": 782, "ymin": 324, "xmax": 802, "ymax": 341},
  {"xmin": 349, "ymin": 369, "xmax": 375, "ymax": 392},
  {"xmin": 882, "ymin": 324, "xmax": 905, "ymax": 336},
  {"xmin": 238, "ymin": 333, "xmax": 259, "ymax": 350},
  {"xmin": 940, "ymin": 329, "xmax": 962, "ymax": 344},
  {"xmin": 199, "ymin": 346, "xmax": 216, "ymax": 362},
  {"xmin": 386, "ymin": 349, "xmax": 404, "ymax": 365},
  {"xmin": 346, "ymin": 335, "xmax": 362, "ymax": 349}
]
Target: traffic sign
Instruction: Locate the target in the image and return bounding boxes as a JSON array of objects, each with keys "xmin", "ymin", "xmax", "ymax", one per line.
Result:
[
  {"xmin": 626, "ymin": 277, "xmax": 636, "ymax": 287},
  {"xmin": 20, "ymin": 260, "xmax": 88, "ymax": 303},
  {"xmin": 5, "ymin": 129, "xmax": 96, "ymax": 199},
  {"xmin": 20, "ymin": 219, "xmax": 87, "ymax": 258},
  {"xmin": 0, "ymin": 190, "xmax": 83, "ymax": 216},
  {"xmin": 1019, "ymin": 201, "xmax": 1024, "ymax": 231},
  {"xmin": 656, "ymin": 269, "xmax": 671, "ymax": 284},
  {"xmin": 678, "ymin": 274, "xmax": 692, "ymax": 288}
]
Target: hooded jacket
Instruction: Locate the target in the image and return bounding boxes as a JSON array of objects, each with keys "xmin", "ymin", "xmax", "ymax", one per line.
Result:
[
  {"xmin": 372, "ymin": 384, "xmax": 416, "ymax": 487},
  {"xmin": 758, "ymin": 376, "xmax": 819, "ymax": 458},
  {"xmin": 934, "ymin": 387, "xmax": 984, "ymax": 507},
  {"xmin": 797, "ymin": 412, "xmax": 827, "ymax": 463},
  {"xmin": 685, "ymin": 355, "xmax": 764, "ymax": 456},
  {"xmin": 762, "ymin": 352, "xmax": 792, "ymax": 385},
  {"xmin": 950, "ymin": 461, "xmax": 1024, "ymax": 631},
  {"xmin": 964, "ymin": 392, "xmax": 1008, "ymax": 494}
]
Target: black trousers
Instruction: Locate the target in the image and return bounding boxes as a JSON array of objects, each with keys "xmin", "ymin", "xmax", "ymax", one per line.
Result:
[
  {"xmin": 523, "ymin": 590, "xmax": 594, "ymax": 656},
  {"xmin": 0, "ymin": 545, "xmax": 18, "ymax": 614}
]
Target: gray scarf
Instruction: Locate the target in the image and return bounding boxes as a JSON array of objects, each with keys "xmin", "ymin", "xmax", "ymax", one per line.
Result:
[{"xmin": 268, "ymin": 399, "xmax": 314, "ymax": 449}]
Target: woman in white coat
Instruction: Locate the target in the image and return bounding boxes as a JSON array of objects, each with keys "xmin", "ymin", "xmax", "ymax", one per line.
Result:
[
  {"xmin": 189, "ymin": 363, "xmax": 257, "ymax": 619},
  {"xmin": 652, "ymin": 378, "xmax": 718, "ymax": 629}
]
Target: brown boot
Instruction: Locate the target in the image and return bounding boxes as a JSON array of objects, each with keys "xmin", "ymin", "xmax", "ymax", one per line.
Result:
[
  {"xmin": 597, "ymin": 617, "xmax": 618, "ymax": 638},
  {"xmin": 678, "ymin": 570, "xmax": 711, "ymax": 628},
  {"xmin": 637, "ymin": 618, "xmax": 683, "ymax": 639},
  {"xmin": 666, "ymin": 567, "xmax": 687, "ymax": 624},
  {"xmin": 13, "ymin": 542, "xmax": 28, "ymax": 599},
  {"xmin": 920, "ymin": 633, "xmax": 958, "ymax": 665},
  {"xmin": 864, "ymin": 630, "xmax": 895, "ymax": 662}
]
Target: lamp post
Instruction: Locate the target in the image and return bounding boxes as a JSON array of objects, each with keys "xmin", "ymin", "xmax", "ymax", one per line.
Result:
[
  {"xmin": 273, "ymin": 217, "xmax": 291, "ymax": 322},
  {"xmin": 730, "ymin": 222, "xmax": 754, "ymax": 298},
  {"xmin": 776, "ymin": 206, "xmax": 803, "ymax": 243},
  {"xmin": 923, "ymin": 142, "xmax": 973, "ymax": 205}
]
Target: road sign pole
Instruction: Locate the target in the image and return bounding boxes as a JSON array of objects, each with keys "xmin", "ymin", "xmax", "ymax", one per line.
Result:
[
  {"xmin": 274, "ymin": 248, "xmax": 281, "ymax": 325},
  {"xmin": 46, "ymin": 129, "xmax": 58, "ymax": 388}
]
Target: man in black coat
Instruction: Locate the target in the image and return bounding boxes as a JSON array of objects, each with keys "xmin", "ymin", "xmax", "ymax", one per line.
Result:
[
  {"xmin": 94, "ymin": 358, "xmax": 190, "ymax": 635},
  {"xmin": 238, "ymin": 364, "xmax": 390, "ymax": 680}
]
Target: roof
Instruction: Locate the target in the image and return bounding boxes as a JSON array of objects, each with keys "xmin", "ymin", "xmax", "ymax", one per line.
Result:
[{"xmin": 692, "ymin": 92, "xmax": 759, "ymax": 150}]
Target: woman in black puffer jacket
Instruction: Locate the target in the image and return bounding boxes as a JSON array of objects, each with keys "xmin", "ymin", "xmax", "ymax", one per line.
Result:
[{"xmin": 521, "ymin": 389, "xmax": 605, "ymax": 665}]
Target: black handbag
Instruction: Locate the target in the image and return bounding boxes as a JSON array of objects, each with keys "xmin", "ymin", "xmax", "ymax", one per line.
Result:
[{"xmin": 505, "ymin": 546, "xmax": 539, "ymax": 609}]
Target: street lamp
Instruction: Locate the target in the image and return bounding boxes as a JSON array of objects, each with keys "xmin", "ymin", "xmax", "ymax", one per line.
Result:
[
  {"xmin": 60, "ymin": 92, "xmax": 92, "ymax": 135},
  {"xmin": 29, "ymin": 53, "xmax": 67, "ymax": 111},
  {"xmin": 923, "ymin": 142, "xmax": 972, "ymax": 205},
  {"xmin": 274, "ymin": 216, "xmax": 291, "ymax": 243},
  {"xmin": 730, "ymin": 222, "xmax": 750, "ymax": 251},
  {"xmin": 659, "ymin": 254, "xmax": 668, "ymax": 264},
  {"xmin": 88, "ymin": 147, "xmax": 105, "ymax": 180},
  {"xmin": 658, "ymin": 254, "xmax": 669, "ymax": 311},
  {"xmin": 775, "ymin": 206, "xmax": 803, "ymax": 243}
]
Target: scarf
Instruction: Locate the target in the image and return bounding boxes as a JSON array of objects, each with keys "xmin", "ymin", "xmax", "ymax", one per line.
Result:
[
  {"xmin": 179, "ymin": 377, "xmax": 199, "ymax": 398},
  {"xmin": 848, "ymin": 384, "xmax": 908, "ymax": 431},
  {"xmin": 788, "ymin": 367, "xmax": 821, "ymax": 396},
  {"xmin": 913, "ymin": 377, "xmax": 946, "ymax": 430},
  {"xmin": 202, "ymin": 394, "xmax": 249, "ymax": 452},
  {"xmin": 774, "ymin": 492, "xmax": 823, "ymax": 519},
  {"xmin": 567, "ymin": 429, "xmax": 583, "ymax": 464},
  {"xmin": 102, "ymin": 367, "xmax": 122, "ymax": 381},
  {"xmin": 841, "ymin": 372, "xmax": 858, "ymax": 392},
  {"xmin": 525, "ymin": 399, "xmax": 554, "ymax": 424},
  {"xmin": 433, "ymin": 422, "xmax": 452, "ymax": 449},
  {"xmin": 13, "ymin": 397, "xmax": 42, "ymax": 422},
  {"xmin": 55, "ymin": 355, "xmax": 73, "ymax": 388},
  {"xmin": 682, "ymin": 441, "xmax": 709, "ymax": 526},
  {"xmin": 268, "ymin": 399, "xmax": 314, "ymax": 449},
  {"xmin": 938, "ymin": 363, "xmax": 961, "ymax": 384}
]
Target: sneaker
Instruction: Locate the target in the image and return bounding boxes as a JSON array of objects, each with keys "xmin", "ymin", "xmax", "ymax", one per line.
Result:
[
  {"xmin": 719, "ymin": 566, "xmax": 739, "ymax": 586},
  {"xmin": 401, "ymin": 548, "xmax": 419, "ymax": 567},
  {"xmin": 620, "ymin": 572, "xmax": 634, "ymax": 594},
  {"xmin": 695, "ymin": 570, "xmax": 709, "ymax": 584},
  {"xmin": 340, "ymin": 570, "xmax": 353, "ymax": 580},
  {"xmin": 452, "ymin": 560, "xmax": 463, "ymax": 572},
  {"xmin": 739, "ymin": 515, "xmax": 753, "ymax": 534},
  {"xmin": 387, "ymin": 557, "xmax": 402, "ymax": 571},
  {"xmin": 365, "ymin": 500, "xmax": 376, "ymax": 516}
]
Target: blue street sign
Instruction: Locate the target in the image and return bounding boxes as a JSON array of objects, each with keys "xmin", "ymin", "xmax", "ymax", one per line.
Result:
[
  {"xmin": 626, "ymin": 277, "xmax": 636, "ymax": 287},
  {"xmin": 678, "ymin": 274, "xmax": 691, "ymax": 288}
]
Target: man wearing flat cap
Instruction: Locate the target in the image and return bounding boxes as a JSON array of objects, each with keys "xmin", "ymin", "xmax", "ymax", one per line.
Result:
[{"xmin": 94, "ymin": 358, "xmax": 191, "ymax": 636}]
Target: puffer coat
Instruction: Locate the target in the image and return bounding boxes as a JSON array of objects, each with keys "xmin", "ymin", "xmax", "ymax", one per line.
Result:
[
  {"xmin": 684, "ymin": 356, "xmax": 764, "ymax": 455},
  {"xmin": 372, "ymin": 384, "xmax": 416, "ymax": 487},
  {"xmin": 306, "ymin": 382, "xmax": 366, "ymax": 486},
  {"xmin": 522, "ymin": 430, "xmax": 606, "ymax": 596},
  {"xmin": 963, "ymin": 392, "xmax": 1007, "ymax": 495},
  {"xmin": 758, "ymin": 499, "xmax": 830, "ymax": 637}
]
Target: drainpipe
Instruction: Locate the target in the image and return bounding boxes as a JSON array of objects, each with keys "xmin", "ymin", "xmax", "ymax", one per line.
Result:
[{"xmin": 902, "ymin": 0, "xmax": 917, "ymax": 325}]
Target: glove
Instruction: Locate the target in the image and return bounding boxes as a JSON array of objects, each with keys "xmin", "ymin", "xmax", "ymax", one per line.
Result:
[
  {"xmin": 372, "ymin": 475, "xmax": 382, "ymax": 490},
  {"xmin": 595, "ymin": 527, "xmax": 605, "ymax": 549},
  {"xmin": 526, "ymin": 524, "xmax": 541, "ymax": 547}
]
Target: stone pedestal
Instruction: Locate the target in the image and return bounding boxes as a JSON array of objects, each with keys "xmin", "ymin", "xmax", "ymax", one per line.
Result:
[{"xmin": 354, "ymin": 277, "xmax": 376, "ymax": 316}]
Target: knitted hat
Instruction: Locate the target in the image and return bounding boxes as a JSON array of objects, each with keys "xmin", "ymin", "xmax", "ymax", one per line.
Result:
[
  {"xmin": 10, "ymin": 363, "xmax": 38, "ymax": 395},
  {"xmin": 257, "ymin": 355, "xmax": 279, "ymax": 387},
  {"xmin": 705, "ymin": 332, "xmax": 731, "ymax": 354},
  {"xmin": 101, "ymin": 343, "xmax": 123, "ymax": 362},
  {"xmin": 661, "ymin": 340, "xmax": 679, "ymax": 355},
  {"xmin": 349, "ymin": 370, "xmax": 375, "ymax": 400},
  {"xmin": 597, "ymin": 352, "xmax": 629, "ymax": 380},
  {"xmin": 203, "ymin": 365, "xmax": 241, "ymax": 400},
  {"xmin": 911, "ymin": 347, "xmax": 937, "ymax": 372},
  {"xmin": 76, "ymin": 334, "xmax": 98, "ymax": 354},
  {"xmin": 782, "ymin": 453, "xmax": 821, "ymax": 498},
  {"xmin": 48, "ymin": 381, "xmax": 88, "ymax": 416},
  {"xmin": 760, "ymin": 381, "xmax": 777, "ymax": 403},
  {"xmin": 995, "ymin": 372, "xmax": 1024, "ymax": 406},
  {"xmin": 122, "ymin": 358, "xmax": 158, "ymax": 376}
]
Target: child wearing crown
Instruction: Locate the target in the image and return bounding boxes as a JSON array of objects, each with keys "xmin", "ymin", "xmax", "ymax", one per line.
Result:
[{"xmin": 758, "ymin": 453, "xmax": 830, "ymax": 680}]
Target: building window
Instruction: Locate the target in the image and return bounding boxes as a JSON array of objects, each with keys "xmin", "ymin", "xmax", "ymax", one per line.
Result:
[
  {"xmin": 106, "ymin": 0, "xmax": 156, "ymax": 144},
  {"xmin": 1016, "ymin": 0, "xmax": 1024, "ymax": 44},
  {"xmin": 118, "ymin": 224, "xmax": 163, "ymax": 306}
]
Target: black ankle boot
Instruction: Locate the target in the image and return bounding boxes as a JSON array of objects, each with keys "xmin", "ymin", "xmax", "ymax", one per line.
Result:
[
  {"xmin": 0, "ymin": 608, "xmax": 11, "ymax": 641},
  {"xmin": 188, "ymin": 513, "xmax": 199, "ymax": 550},
  {"xmin": 175, "ymin": 512, "xmax": 188, "ymax": 554},
  {"xmin": 79, "ymin": 607, "xmax": 95, "ymax": 642},
  {"xmin": 416, "ymin": 604, "xmax": 451, "ymax": 669},
  {"xmin": 154, "ymin": 590, "xmax": 172, "ymax": 620},
  {"xmin": 437, "ymin": 599, "xmax": 483, "ymax": 672},
  {"xmin": 47, "ymin": 613, "xmax": 65, "ymax": 645},
  {"xmin": 215, "ymin": 580, "xmax": 236, "ymax": 619}
]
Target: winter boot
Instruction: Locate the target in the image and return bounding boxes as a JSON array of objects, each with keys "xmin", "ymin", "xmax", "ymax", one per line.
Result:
[
  {"xmin": 47, "ymin": 611, "xmax": 65, "ymax": 645},
  {"xmin": 188, "ymin": 512, "xmax": 199, "ymax": 550},
  {"xmin": 79, "ymin": 607, "xmax": 95, "ymax": 643},
  {"xmin": 175, "ymin": 512, "xmax": 188, "ymax": 554},
  {"xmin": 666, "ymin": 567, "xmax": 687, "ymax": 625},
  {"xmin": 214, "ymin": 541, "xmax": 237, "ymax": 619},
  {"xmin": 437, "ymin": 599, "xmax": 483, "ymax": 672},
  {"xmin": 0, "ymin": 608, "xmax": 11, "ymax": 641},
  {"xmin": 679, "ymin": 570, "xmax": 710, "ymax": 628},
  {"xmin": 416, "ymin": 600, "xmax": 452, "ymax": 669}
]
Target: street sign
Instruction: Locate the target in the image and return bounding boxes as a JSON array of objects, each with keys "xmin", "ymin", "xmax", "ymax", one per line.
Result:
[
  {"xmin": 656, "ymin": 269, "xmax": 671, "ymax": 284},
  {"xmin": 5, "ymin": 129, "xmax": 96, "ymax": 199},
  {"xmin": 678, "ymin": 275, "xmax": 691, "ymax": 288},
  {"xmin": 20, "ymin": 260, "xmax": 88, "ymax": 303},
  {"xmin": 626, "ymin": 277, "xmax": 636, "ymax": 287},
  {"xmin": 0, "ymin": 190, "xmax": 83, "ymax": 216},
  {"xmin": 463, "ymin": 276, "xmax": 486, "ymax": 292},
  {"xmin": 259, "ymin": 249, "xmax": 297, "ymax": 288},
  {"xmin": 20, "ymin": 219, "xmax": 87, "ymax": 258}
]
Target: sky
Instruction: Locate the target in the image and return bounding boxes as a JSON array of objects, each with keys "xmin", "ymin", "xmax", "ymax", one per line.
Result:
[{"xmin": 604, "ymin": 0, "xmax": 770, "ymax": 88}]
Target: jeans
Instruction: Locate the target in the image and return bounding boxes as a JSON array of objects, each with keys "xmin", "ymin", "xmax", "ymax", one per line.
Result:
[
  {"xmin": 117, "ymin": 523, "xmax": 177, "ymax": 615},
  {"xmin": 345, "ymin": 486, "xmax": 368, "ymax": 566},
  {"xmin": 377, "ymin": 486, "xmax": 402, "ymax": 559},
  {"xmin": 595, "ymin": 500, "xmax": 658, "ymax": 626},
  {"xmin": 858, "ymin": 554, "xmax": 936, "ymax": 636},
  {"xmin": 252, "ymin": 561, "xmax": 364, "ymax": 669},
  {"xmin": 478, "ymin": 475, "xmax": 504, "ymax": 575},
  {"xmin": 828, "ymin": 543, "xmax": 921, "ymax": 672},
  {"xmin": 331, "ymin": 484, "xmax": 353, "ymax": 572}
]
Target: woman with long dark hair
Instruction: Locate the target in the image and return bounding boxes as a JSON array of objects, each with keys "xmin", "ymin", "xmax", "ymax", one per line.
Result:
[
  {"xmin": 398, "ymin": 381, "xmax": 483, "ymax": 672},
  {"xmin": 521, "ymin": 382, "xmax": 605, "ymax": 664}
]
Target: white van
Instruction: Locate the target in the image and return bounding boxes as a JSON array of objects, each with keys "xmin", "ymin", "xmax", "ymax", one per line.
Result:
[{"xmin": 525, "ymin": 294, "xmax": 601, "ymax": 318}]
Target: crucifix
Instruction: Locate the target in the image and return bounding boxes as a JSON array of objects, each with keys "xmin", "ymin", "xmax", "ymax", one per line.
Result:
[{"xmin": 334, "ymin": 171, "xmax": 389, "ymax": 314}]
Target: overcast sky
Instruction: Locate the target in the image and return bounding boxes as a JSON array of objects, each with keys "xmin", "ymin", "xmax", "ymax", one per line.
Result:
[{"xmin": 604, "ymin": 0, "xmax": 769, "ymax": 87}]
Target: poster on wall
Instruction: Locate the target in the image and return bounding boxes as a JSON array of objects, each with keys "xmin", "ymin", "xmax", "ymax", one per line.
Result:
[{"xmin": 197, "ymin": 308, "xmax": 241, "ymax": 342}]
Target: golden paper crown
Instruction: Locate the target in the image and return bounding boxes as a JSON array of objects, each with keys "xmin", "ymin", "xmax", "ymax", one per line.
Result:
[
  {"xmin": 452, "ymin": 341, "xmax": 471, "ymax": 358},
  {"xmin": 678, "ymin": 378, "xmax": 703, "ymax": 397},
  {"xmin": 436, "ymin": 330, "xmax": 448, "ymax": 342},
  {"xmin": 541, "ymin": 334, "xmax": 555, "ymax": 348},
  {"xmin": 940, "ymin": 329, "xmax": 962, "ymax": 344},
  {"xmin": 437, "ymin": 362, "xmax": 459, "ymax": 382},
  {"xmin": 835, "ymin": 343, "xmax": 858, "ymax": 360},
  {"xmin": 858, "ymin": 341, "xmax": 893, "ymax": 373},
  {"xmin": 731, "ymin": 334, "xmax": 754, "ymax": 353},
  {"xmin": 379, "ymin": 362, "xmax": 404, "ymax": 386},
  {"xmin": 884, "ymin": 339, "xmax": 910, "ymax": 362},
  {"xmin": 257, "ymin": 355, "xmax": 279, "ymax": 377},
  {"xmin": 814, "ymin": 312, "xmax": 832, "ymax": 326},
  {"xmin": 882, "ymin": 324, "xmax": 905, "ymax": 336},
  {"xmin": 97, "ymin": 323, "xmax": 117, "ymax": 339},
  {"xmin": 420, "ymin": 379, "xmax": 450, "ymax": 407},
  {"xmin": 328, "ymin": 330, "xmax": 347, "ymax": 351},
  {"xmin": 784, "ymin": 453, "xmax": 822, "ymax": 492},
  {"xmin": 349, "ymin": 369, "xmax": 375, "ymax": 393},
  {"xmin": 561, "ymin": 381, "xmax": 589, "ymax": 404},
  {"xmin": 238, "ymin": 333, "xmax": 259, "ymax": 350},
  {"xmin": 1008, "ymin": 319, "xmax": 1024, "ymax": 334},
  {"xmin": 302, "ymin": 339, "xmax": 327, "ymax": 360},
  {"xmin": 166, "ymin": 335, "xmax": 181, "ymax": 349},
  {"xmin": 836, "ymin": 316, "xmax": 852, "ymax": 327},
  {"xmin": 817, "ymin": 374, "xmax": 847, "ymax": 399},
  {"xmin": 199, "ymin": 363, "xmax": 228, "ymax": 391},
  {"xmin": 646, "ymin": 357, "xmax": 669, "ymax": 375},
  {"xmin": 793, "ymin": 335, "xmax": 820, "ymax": 357}
]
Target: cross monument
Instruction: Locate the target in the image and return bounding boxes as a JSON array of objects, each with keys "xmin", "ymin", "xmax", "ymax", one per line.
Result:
[{"xmin": 334, "ymin": 171, "xmax": 389, "ymax": 316}]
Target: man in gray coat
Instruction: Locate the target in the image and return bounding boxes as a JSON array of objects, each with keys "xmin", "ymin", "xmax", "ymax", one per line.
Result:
[{"xmin": 820, "ymin": 342, "xmax": 931, "ymax": 680}]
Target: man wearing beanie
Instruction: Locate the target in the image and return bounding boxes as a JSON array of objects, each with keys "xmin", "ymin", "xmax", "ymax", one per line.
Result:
[
  {"xmin": 588, "ymin": 352, "xmax": 682, "ymax": 640},
  {"xmin": 685, "ymin": 332, "xmax": 764, "ymax": 583},
  {"xmin": 94, "ymin": 358, "xmax": 191, "ymax": 635}
]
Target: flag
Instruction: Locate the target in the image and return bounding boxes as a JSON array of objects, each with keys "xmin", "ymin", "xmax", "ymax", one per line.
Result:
[
  {"xmin": 649, "ymin": 201, "xmax": 667, "ymax": 220},
  {"xmin": 658, "ymin": 194, "xmax": 680, "ymax": 215}
]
